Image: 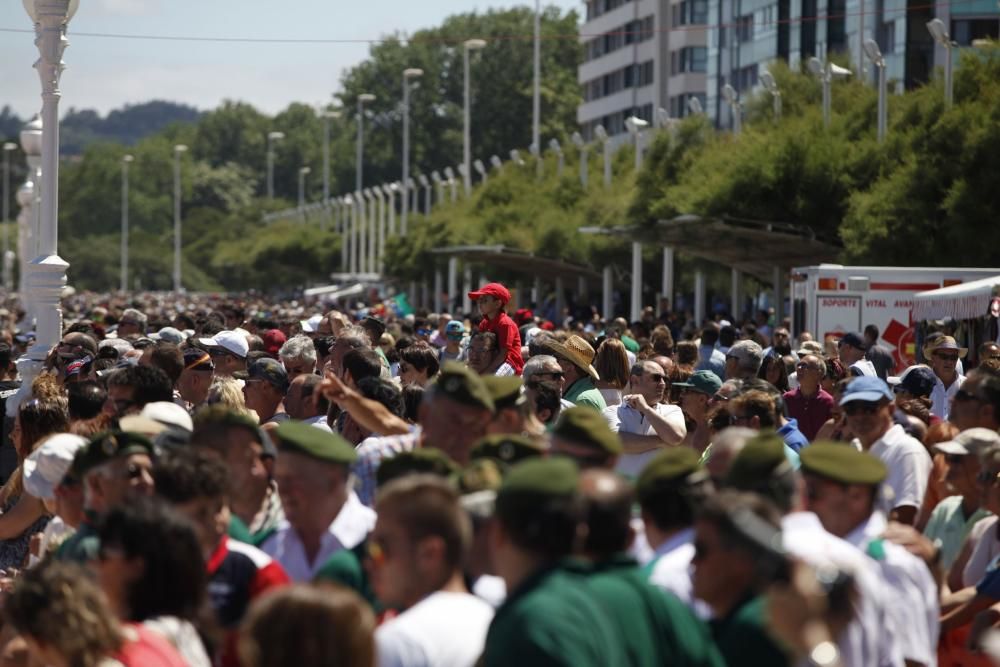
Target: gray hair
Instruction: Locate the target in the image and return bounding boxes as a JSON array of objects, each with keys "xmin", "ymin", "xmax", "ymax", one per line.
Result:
[
  {"xmin": 338, "ymin": 325, "xmax": 371, "ymax": 348},
  {"xmin": 121, "ymin": 308, "xmax": 148, "ymax": 331},
  {"xmin": 523, "ymin": 354, "xmax": 560, "ymax": 383},
  {"xmin": 729, "ymin": 340, "xmax": 763, "ymax": 375},
  {"xmin": 279, "ymin": 335, "xmax": 317, "ymax": 365}
]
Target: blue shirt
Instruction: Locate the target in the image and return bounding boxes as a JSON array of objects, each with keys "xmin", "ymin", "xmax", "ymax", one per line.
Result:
[
  {"xmin": 696, "ymin": 345, "xmax": 726, "ymax": 381},
  {"xmin": 777, "ymin": 418, "xmax": 810, "ymax": 454}
]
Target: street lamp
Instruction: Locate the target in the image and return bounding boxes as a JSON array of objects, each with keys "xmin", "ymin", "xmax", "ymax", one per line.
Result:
[
  {"xmin": 571, "ymin": 132, "xmax": 588, "ymax": 187},
  {"xmin": 18, "ymin": 115, "xmax": 41, "ymax": 299},
  {"xmin": 687, "ymin": 96, "xmax": 704, "ymax": 115},
  {"xmin": 2, "ymin": 142, "xmax": 16, "ymax": 290},
  {"xmin": 340, "ymin": 194, "xmax": 351, "ymax": 271},
  {"xmin": 927, "ymin": 19, "xmax": 954, "ymax": 108},
  {"xmin": 374, "ymin": 185, "xmax": 386, "ymax": 272},
  {"xmin": 529, "ymin": 142, "xmax": 542, "ymax": 179},
  {"xmin": 721, "ymin": 84, "xmax": 742, "ymax": 135},
  {"xmin": 321, "ymin": 110, "xmax": 340, "ymax": 205},
  {"xmin": 463, "ymin": 38, "xmax": 487, "ymax": 196},
  {"xmin": 863, "ymin": 39, "xmax": 887, "ymax": 142},
  {"xmin": 490, "ymin": 155, "xmax": 503, "ymax": 170},
  {"xmin": 431, "ymin": 171, "xmax": 443, "ymax": 208},
  {"xmin": 807, "ymin": 57, "xmax": 852, "ymax": 128},
  {"xmin": 120, "ymin": 154, "xmax": 133, "ymax": 292},
  {"xmin": 509, "ymin": 149, "xmax": 524, "ymax": 166},
  {"xmin": 625, "ymin": 116, "xmax": 650, "ymax": 169},
  {"xmin": 401, "ymin": 68, "xmax": 423, "ymax": 237},
  {"xmin": 356, "ymin": 93, "xmax": 376, "ymax": 192},
  {"xmin": 760, "ymin": 71, "xmax": 782, "ymax": 121},
  {"xmin": 361, "ymin": 188, "xmax": 373, "ymax": 274},
  {"xmin": 549, "ymin": 139, "xmax": 564, "ymax": 177},
  {"xmin": 594, "ymin": 124, "xmax": 611, "ymax": 186},
  {"xmin": 444, "ymin": 167, "xmax": 458, "ymax": 202},
  {"xmin": 406, "ymin": 177, "xmax": 417, "ymax": 223},
  {"xmin": 173, "ymin": 144, "xmax": 188, "ymax": 292},
  {"xmin": 266, "ymin": 131, "xmax": 284, "ymax": 200},
  {"xmin": 383, "ymin": 183, "xmax": 397, "ymax": 237},
  {"xmin": 298, "ymin": 166, "xmax": 311, "ymax": 219},
  {"xmin": 474, "ymin": 159, "xmax": 487, "ymax": 184}
]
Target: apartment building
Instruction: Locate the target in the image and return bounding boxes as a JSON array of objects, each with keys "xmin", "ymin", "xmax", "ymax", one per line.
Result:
[{"xmin": 577, "ymin": 0, "xmax": 710, "ymax": 139}]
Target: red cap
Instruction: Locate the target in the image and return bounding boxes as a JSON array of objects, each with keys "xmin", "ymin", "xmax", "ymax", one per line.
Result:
[
  {"xmin": 468, "ymin": 282, "xmax": 511, "ymax": 305},
  {"xmin": 540, "ymin": 321, "xmax": 555, "ymax": 331},
  {"xmin": 261, "ymin": 329, "xmax": 287, "ymax": 357}
]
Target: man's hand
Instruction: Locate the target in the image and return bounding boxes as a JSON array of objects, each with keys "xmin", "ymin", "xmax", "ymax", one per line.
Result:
[
  {"xmin": 319, "ymin": 371, "xmax": 358, "ymax": 408},
  {"xmin": 624, "ymin": 394, "xmax": 651, "ymax": 414},
  {"xmin": 882, "ymin": 522, "xmax": 938, "ymax": 566},
  {"xmin": 325, "ymin": 310, "xmax": 351, "ymax": 335}
]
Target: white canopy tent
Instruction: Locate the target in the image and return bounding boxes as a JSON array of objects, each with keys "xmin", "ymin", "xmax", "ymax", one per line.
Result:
[{"xmin": 912, "ymin": 275, "xmax": 1000, "ymax": 321}]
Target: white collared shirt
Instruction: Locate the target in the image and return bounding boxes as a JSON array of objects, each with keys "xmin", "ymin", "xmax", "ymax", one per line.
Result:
[
  {"xmin": 844, "ymin": 512, "xmax": 939, "ymax": 667},
  {"xmin": 603, "ymin": 402, "xmax": 686, "ymax": 478},
  {"xmin": 868, "ymin": 424, "xmax": 932, "ymax": 511},
  {"xmin": 303, "ymin": 414, "xmax": 333, "ymax": 433},
  {"xmin": 375, "ymin": 591, "xmax": 494, "ymax": 667},
  {"xmin": 647, "ymin": 527, "xmax": 696, "ymax": 605},
  {"xmin": 260, "ymin": 491, "xmax": 375, "ymax": 582},
  {"xmin": 782, "ymin": 511, "xmax": 905, "ymax": 667},
  {"xmin": 930, "ymin": 372, "xmax": 964, "ymax": 420}
]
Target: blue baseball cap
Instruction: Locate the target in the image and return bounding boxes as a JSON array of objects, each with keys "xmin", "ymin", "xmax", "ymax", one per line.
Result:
[
  {"xmin": 839, "ymin": 376, "xmax": 893, "ymax": 405},
  {"xmin": 445, "ymin": 320, "xmax": 465, "ymax": 335}
]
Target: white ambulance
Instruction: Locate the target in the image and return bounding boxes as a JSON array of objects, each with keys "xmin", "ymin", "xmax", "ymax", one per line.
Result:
[{"xmin": 790, "ymin": 265, "xmax": 1000, "ymax": 370}]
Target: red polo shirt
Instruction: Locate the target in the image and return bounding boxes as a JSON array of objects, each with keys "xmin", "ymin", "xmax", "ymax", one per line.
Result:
[
  {"xmin": 782, "ymin": 387, "xmax": 834, "ymax": 441},
  {"xmin": 478, "ymin": 311, "xmax": 524, "ymax": 374}
]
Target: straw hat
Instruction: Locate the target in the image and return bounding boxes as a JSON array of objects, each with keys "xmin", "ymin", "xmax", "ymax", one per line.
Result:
[
  {"xmin": 923, "ymin": 335, "xmax": 968, "ymax": 359},
  {"xmin": 545, "ymin": 335, "xmax": 600, "ymax": 382}
]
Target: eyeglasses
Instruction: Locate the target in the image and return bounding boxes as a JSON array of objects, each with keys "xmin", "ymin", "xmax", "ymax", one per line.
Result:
[
  {"xmin": 976, "ymin": 470, "xmax": 1000, "ymax": 487},
  {"xmin": 795, "ymin": 362, "xmax": 820, "ymax": 371},
  {"xmin": 934, "ymin": 353, "xmax": 960, "ymax": 362},
  {"xmin": 843, "ymin": 401, "xmax": 881, "ymax": 416},
  {"xmin": 647, "ymin": 373, "xmax": 667, "ymax": 383},
  {"xmin": 537, "ymin": 371, "xmax": 565, "ymax": 380}
]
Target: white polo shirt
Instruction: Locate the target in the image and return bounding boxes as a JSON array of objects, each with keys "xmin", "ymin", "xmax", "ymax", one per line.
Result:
[
  {"xmin": 866, "ymin": 424, "xmax": 932, "ymax": 511},
  {"xmin": 375, "ymin": 591, "xmax": 495, "ymax": 667},
  {"xmin": 602, "ymin": 402, "xmax": 686, "ymax": 478},
  {"xmin": 260, "ymin": 490, "xmax": 375, "ymax": 582}
]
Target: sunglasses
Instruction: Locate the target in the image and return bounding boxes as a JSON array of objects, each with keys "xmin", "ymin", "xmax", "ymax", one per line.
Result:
[
  {"xmin": 843, "ymin": 401, "xmax": 881, "ymax": 416},
  {"xmin": 647, "ymin": 373, "xmax": 667, "ymax": 383},
  {"xmin": 977, "ymin": 470, "xmax": 1000, "ymax": 486},
  {"xmin": 934, "ymin": 353, "xmax": 960, "ymax": 362},
  {"xmin": 537, "ymin": 371, "xmax": 565, "ymax": 380}
]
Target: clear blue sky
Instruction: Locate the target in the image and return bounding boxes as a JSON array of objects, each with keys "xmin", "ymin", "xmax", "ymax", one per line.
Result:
[{"xmin": 0, "ymin": 0, "xmax": 580, "ymax": 118}]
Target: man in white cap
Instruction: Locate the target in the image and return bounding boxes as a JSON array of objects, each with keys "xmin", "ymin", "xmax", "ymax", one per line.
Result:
[{"xmin": 198, "ymin": 330, "xmax": 250, "ymax": 377}]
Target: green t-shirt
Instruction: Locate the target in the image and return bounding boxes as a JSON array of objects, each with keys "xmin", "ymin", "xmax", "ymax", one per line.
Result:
[
  {"xmin": 583, "ymin": 555, "xmax": 725, "ymax": 667},
  {"xmin": 923, "ymin": 495, "xmax": 992, "ymax": 570},
  {"xmin": 620, "ymin": 335, "xmax": 640, "ymax": 353},
  {"xmin": 54, "ymin": 520, "xmax": 99, "ymax": 564},
  {"xmin": 313, "ymin": 541, "xmax": 377, "ymax": 607},
  {"xmin": 484, "ymin": 562, "xmax": 628, "ymax": 667},
  {"xmin": 709, "ymin": 595, "xmax": 791, "ymax": 667},
  {"xmin": 564, "ymin": 377, "xmax": 607, "ymax": 412}
]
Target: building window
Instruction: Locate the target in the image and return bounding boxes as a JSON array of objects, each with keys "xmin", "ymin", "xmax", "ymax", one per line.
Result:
[
  {"xmin": 674, "ymin": 0, "xmax": 708, "ymax": 26},
  {"xmin": 669, "ymin": 93, "xmax": 707, "ymax": 118},
  {"xmin": 672, "ymin": 46, "xmax": 708, "ymax": 74},
  {"xmin": 952, "ymin": 18, "xmax": 1000, "ymax": 46},
  {"xmin": 736, "ymin": 14, "xmax": 754, "ymax": 43}
]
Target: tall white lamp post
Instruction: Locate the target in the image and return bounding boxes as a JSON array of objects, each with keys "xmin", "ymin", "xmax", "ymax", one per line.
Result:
[
  {"xmin": 431, "ymin": 171, "xmax": 443, "ymax": 207},
  {"xmin": 927, "ymin": 19, "xmax": 954, "ymax": 108},
  {"xmin": 298, "ymin": 166, "xmax": 311, "ymax": 219},
  {"xmin": 721, "ymin": 84, "xmax": 742, "ymax": 135},
  {"xmin": 401, "ymin": 68, "xmax": 423, "ymax": 238},
  {"xmin": 571, "ymin": 132, "xmax": 588, "ymax": 187},
  {"xmin": 807, "ymin": 57, "xmax": 852, "ymax": 128},
  {"xmin": 419, "ymin": 174, "xmax": 431, "ymax": 215},
  {"xmin": 863, "ymin": 39, "xmax": 887, "ymax": 142},
  {"xmin": 374, "ymin": 185, "xmax": 386, "ymax": 273},
  {"xmin": 463, "ymin": 39, "xmax": 487, "ymax": 196},
  {"xmin": 173, "ymin": 144, "xmax": 187, "ymax": 292},
  {"xmin": 474, "ymin": 159, "xmax": 487, "ymax": 184},
  {"xmin": 444, "ymin": 167, "xmax": 458, "ymax": 202},
  {"xmin": 266, "ymin": 131, "xmax": 284, "ymax": 200},
  {"xmin": 383, "ymin": 183, "xmax": 397, "ymax": 237},
  {"xmin": 17, "ymin": 116, "xmax": 41, "ymax": 301},
  {"xmin": 120, "ymin": 154, "xmax": 133, "ymax": 292},
  {"xmin": 340, "ymin": 194, "xmax": 351, "ymax": 272},
  {"xmin": 595, "ymin": 125, "xmax": 611, "ymax": 186},
  {"xmin": 361, "ymin": 188, "xmax": 373, "ymax": 275},
  {"xmin": 356, "ymin": 93, "xmax": 376, "ymax": 192},
  {"xmin": 549, "ymin": 139, "xmax": 564, "ymax": 177},
  {"xmin": 625, "ymin": 116, "xmax": 650, "ymax": 169},
  {"xmin": 321, "ymin": 110, "xmax": 340, "ymax": 205},
  {"xmin": 760, "ymin": 71, "xmax": 782, "ymax": 121},
  {"xmin": 687, "ymin": 97, "xmax": 703, "ymax": 115},
  {"xmin": 2, "ymin": 142, "xmax": 16, "ymax": 291},
  {"xmin": 19, "ymin": 0, "xmax": 78, "ymax": 407}
]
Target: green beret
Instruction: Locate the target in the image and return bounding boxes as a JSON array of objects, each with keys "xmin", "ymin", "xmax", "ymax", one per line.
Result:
[
  {"xmin": 432, "ymin": 362, "xmax": 495, "ymax": 413},
  {"xmin": 456, "ymin": 458, "xmax": 507, "ymax": 495},
  {"xmin": 72, "ymin": 430, "xmax": 155, "ymax": 477},
  {"xmin": 471, "ymin": 433, "xmax": 546, "ymax": 466},
  {"xmin": 498, "ymin": 457, "xmax": 578, "ymax": 501},
  {"xmin": 482, "ymin": 375, "xmax": 524, "ymax": 410},
  {"xmin": 551, "ymin": 407, "xmax": 623, "ymax": 456},
  {"xmin": 725, "ymin": 434, "xmax": 789, "ymax": 491},
  {"xmin": 800, "ymin": 442, "xmax": 887, "ymax": 486},
  {"xmin": 376, "ymin": 448, "xmax": 459, "ymax": 488},
  {"xmin": 272, "ymin": 421, "xmax": 356, "ymax": 465},
  {"xmin": 636, "ymin": 448, "xmax": 703, "ymax": 498}
]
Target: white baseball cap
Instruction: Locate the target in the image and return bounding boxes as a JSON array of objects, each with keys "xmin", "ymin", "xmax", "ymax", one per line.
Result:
[
  {"xmin": 300, "ymin": 314, "xmax": 323, "ymax": 333},
  {"xmin": 197, "ymin": 330, "xmax": 249, "ymax": 359},
  {"xmin": 23, "ymin": 433, "xmax": 88, "ymax": 500}
]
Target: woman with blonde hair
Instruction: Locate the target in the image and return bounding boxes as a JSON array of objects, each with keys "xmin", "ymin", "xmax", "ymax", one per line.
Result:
[
  {"xmin": 205, "ymin": 376, "xmax": 255, "ymax": 421},
  {"xmin": 593, "ymin": 338, "xmax": 630, "ymax": 407}
]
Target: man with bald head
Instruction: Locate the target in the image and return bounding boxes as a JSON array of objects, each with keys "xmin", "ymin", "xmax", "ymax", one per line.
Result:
[{"xmin": 578, "ymin": 468, "xmax": 724, "ymax": 666}]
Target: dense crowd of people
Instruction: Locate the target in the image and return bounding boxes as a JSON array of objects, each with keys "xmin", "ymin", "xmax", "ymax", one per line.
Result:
[{"xmin": 0, "ymin": 281, "xmax": 996, "ymax": 666}]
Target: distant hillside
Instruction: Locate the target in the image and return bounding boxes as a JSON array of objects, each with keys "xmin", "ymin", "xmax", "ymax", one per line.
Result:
[{"xmin": 0, "ymin": 101, "xmax": 202, "ymax": 155}]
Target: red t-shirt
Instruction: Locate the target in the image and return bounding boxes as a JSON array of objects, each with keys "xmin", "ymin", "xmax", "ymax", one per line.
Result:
[
  {"xmin": 113, "ymin": 624, "xmax": 189, "ymax": 667},
  {"xmin": 478, "ymin": 312, "xmax": 524, "ymax": 374}
]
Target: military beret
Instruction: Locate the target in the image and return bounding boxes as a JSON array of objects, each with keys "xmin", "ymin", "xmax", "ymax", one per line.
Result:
[
  {"xmin": 376, "ymin": 448, "xmax": 459, "ymax": 488},
  {"xmin": 456, "ymin": 458, "xmax": 507, "ymax": 496},
  {"xmin": 272, "ymin": 420, "xmax": 356, "ymax": 465},
  {"xmin": 498, "ymin": 457, "xmax": 579, "ymax": 503},
  {"xmin": 191, "ymin": 405, "xmax": 278, "ymax": 458},
  {"xmin": 725, "ymin": 434, "xmax": 789, "ymax": 491},
  {"xmin": 71, "ymin": 430, "xmax": 155, "ymax": 477},
  {"xmin": 800, "ymin": 442, "xmax": 887, "ymax": 486},
  {"xmin": 551, "ymin": 407, "xmax": 623, "ymax": 456},
  {"xmin": 636, "ymin": 448, "xmax": 703, "ymax": 498},
  {"xmin": 482, "ymin": 375, "xmax": 525, "ymax": 411},
  {"xmin": 471, "ymin": 433, "xmax": 546, "ymax": 466},
  {"xmin": 432, "ymin": 362, "xmax": 495, "ymax": 413}
]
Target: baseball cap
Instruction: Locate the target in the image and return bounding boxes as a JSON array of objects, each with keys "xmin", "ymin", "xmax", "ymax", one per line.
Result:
[
  {"xmin": 149, "ymin": 327, "xmax": 186, "ymax": 344},
  {"xmin": 890, "ymin": 365, "xmax": 937, "ymax": 398},
  {"xmin": 800, "ymin": 442, "xmax": 887, "ymax": 486},
  {"xmin": 838, "ymin": 332, "xmax": 867, "ymax": 351},
  {"xmin": 183, "ymin": 348, "xmax": 214, "ymax": 372},
  {"xmin": 23, "ymin": 433, "xmax": 88, "ymax": 500},
  {"xmin": 300, "ymin": 314, "xmax": 323, "ymax": 333},
  {"xmin": 247, "ymin": 358, "xmax": 290, "ymax": 394},
  {"xmin": 261, "ymin": 329, "xmax": 287, "ymax": 357},
  {"xmin": 673, "ymin": 370, "xmax": 723, "ymax": 397},
  {"xmin": 839, "ymin": 376, "xmax": 893, "ymax": 405},
  {"xmin": 197, "ymin": 330, "xmax": 249, "ymax": 359},
  {"xmin": 468, "ymin": 282, "xmax": 511, "ymax": 305},
  {"xmin": 934, "ymin": 428, "xmax": 1000, "ymax": 456},
  {"xmin": 445, "ymin": 320, "xmax": 465, "ymax": 336}
]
